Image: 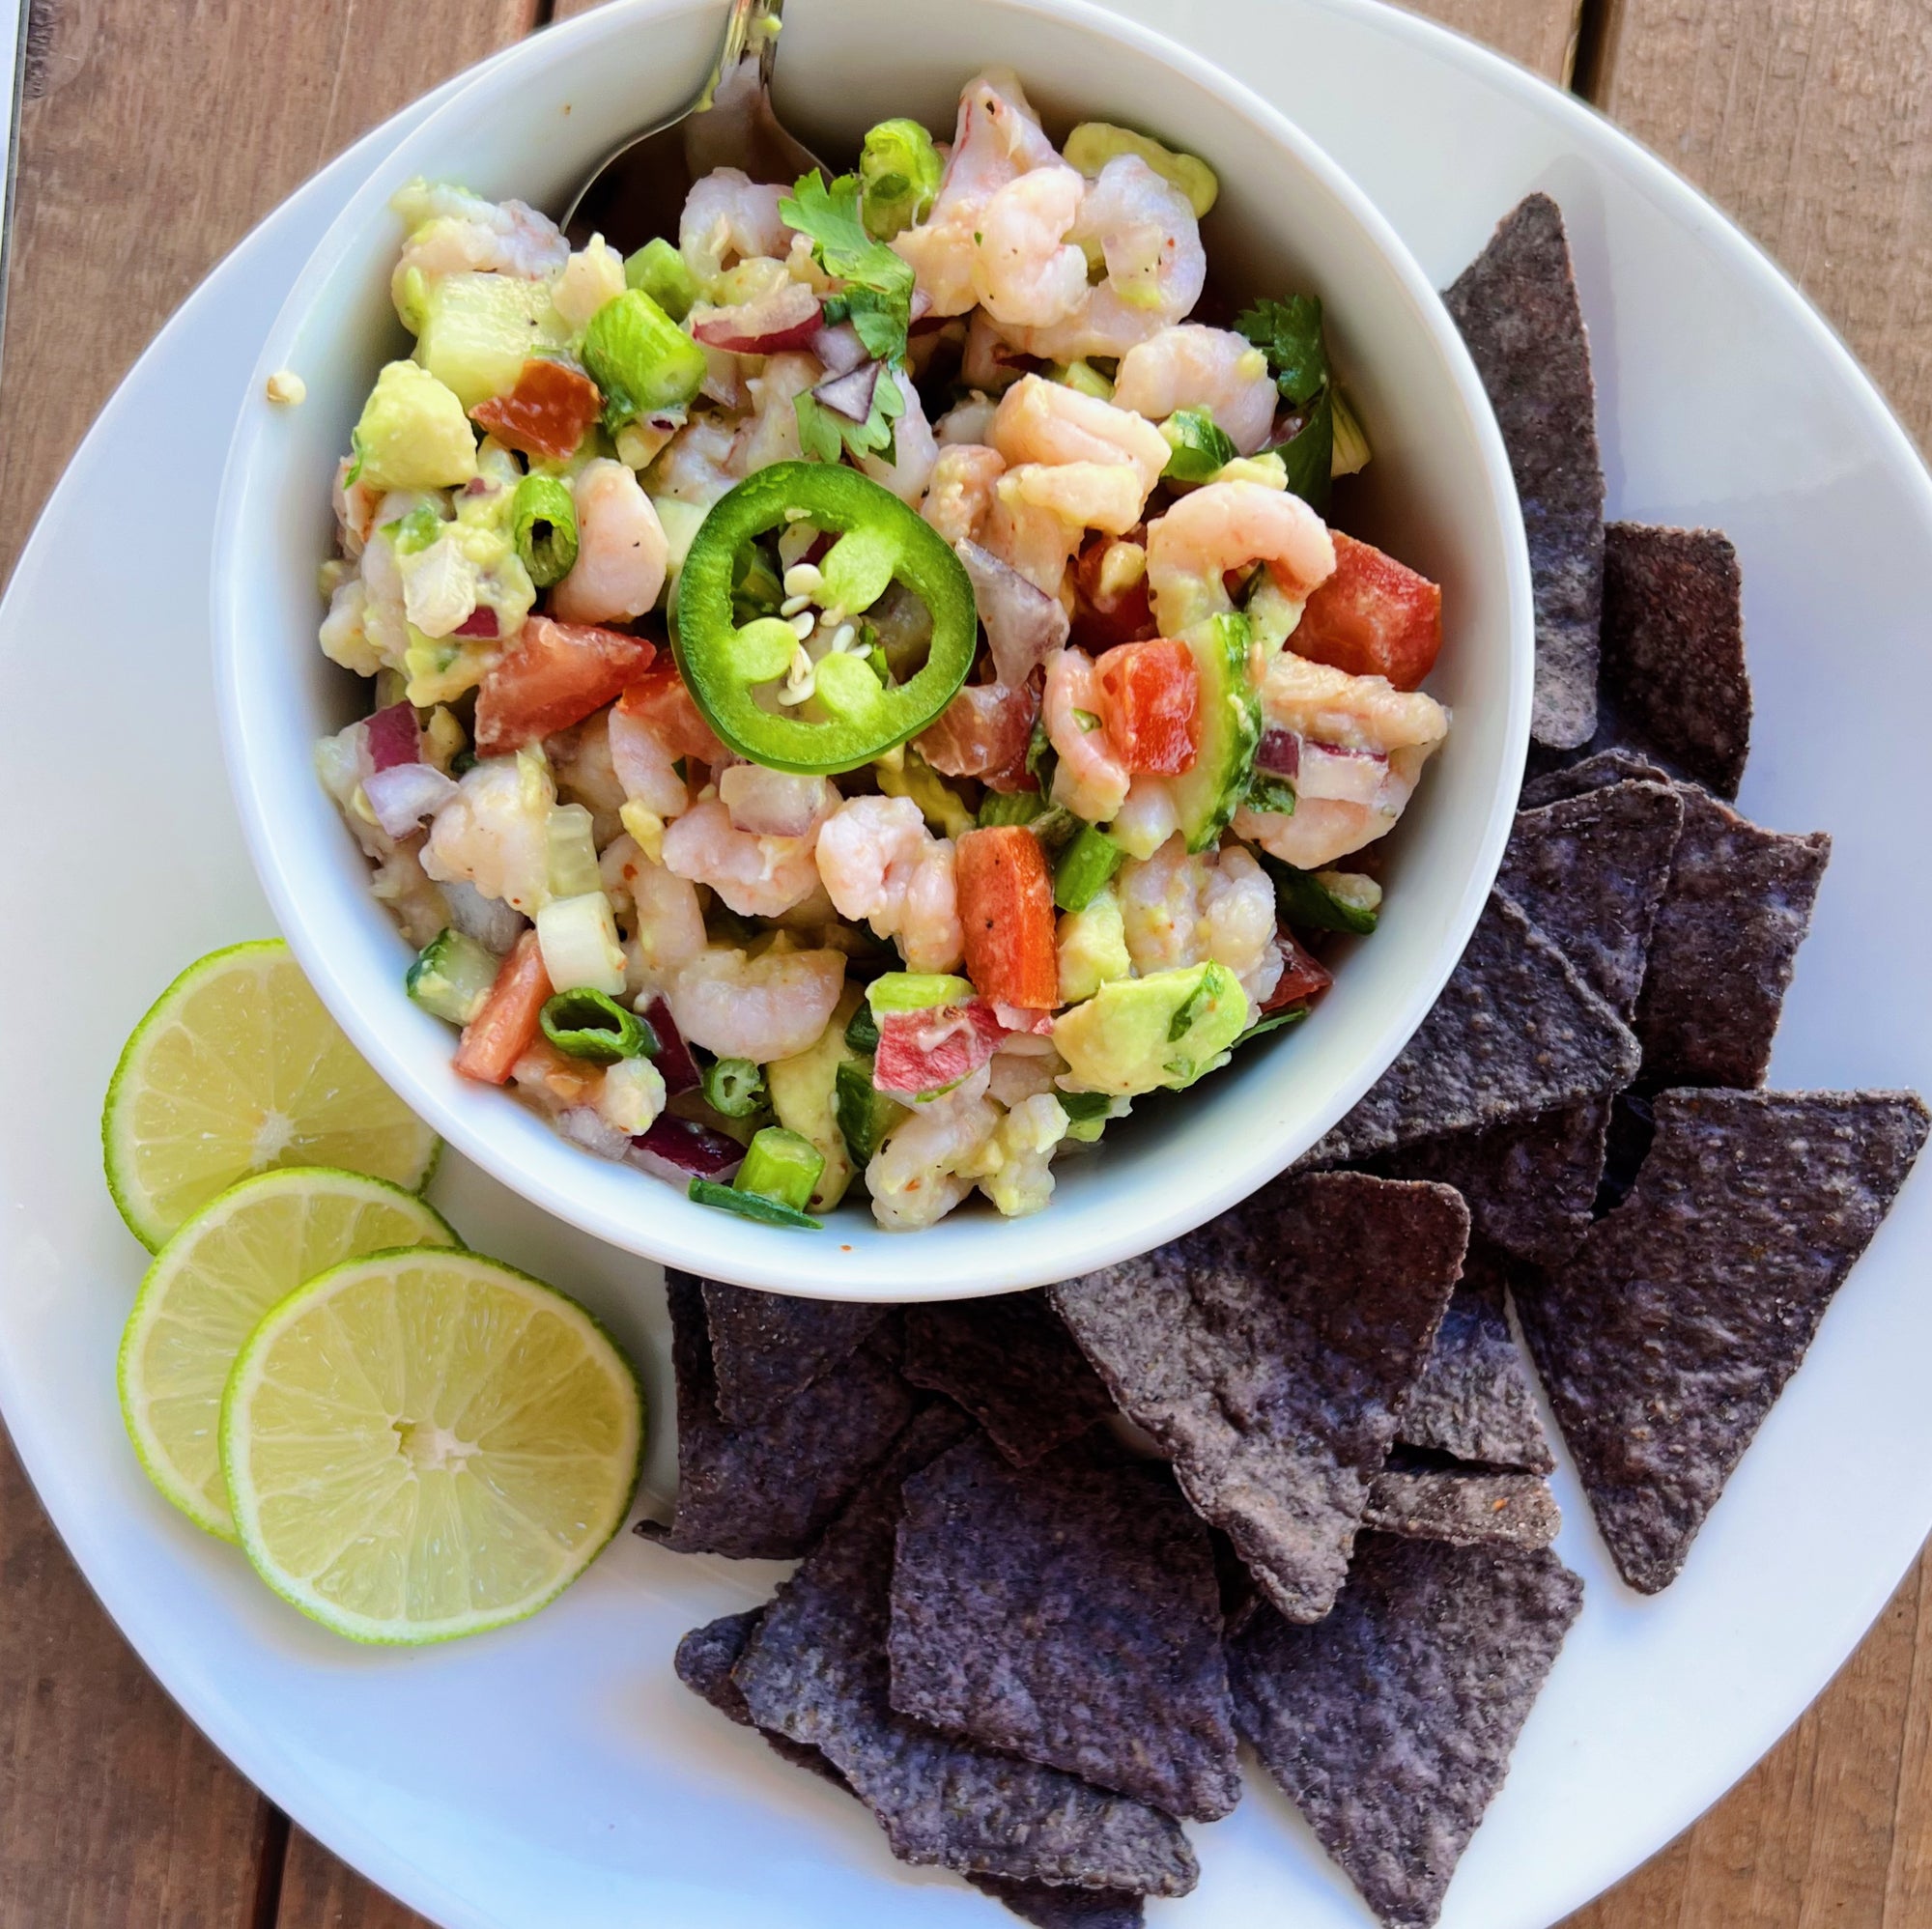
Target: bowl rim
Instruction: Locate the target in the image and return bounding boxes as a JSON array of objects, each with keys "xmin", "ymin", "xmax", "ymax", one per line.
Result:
[{"xmin": 212, "ymin": 0, "xmax": 1535, "ymax": 1298}]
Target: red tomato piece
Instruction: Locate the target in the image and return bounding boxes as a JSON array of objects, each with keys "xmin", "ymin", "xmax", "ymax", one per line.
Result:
[
  {"xmin": 472, "ymin": 615, "xmax": 655, "ymax": 757},
  {"xmin": 872, "ymin": 1001, "xmax": 1009, "ymax": 1101},
  {"xmin": 1289, "ymin": 531, "xmax": 1443, "ymax": 691},
  {"xmin": 955, "ymin": 825, "xmax": 1059, "ymax": 1010},
  {"xmin": 1264, "ymin": 929, "xmax": 1334, "ymax": 1011},
  {"xmin": 916, "ymin": 680, "xmax": 1037, "ymax": 780},
  {"xmin": 453, "ymin": 932, "xmax": 552, "ymax": 1085},
  {"xmin": 470, "ymin": 359, "xmax": 604, "ymax": 463},
  {"xmin": 615, "ymin": 663, "xmax": 727, "ymax": 767},
  {"xmin": 1095, "ymin": 638, "xmax": 1200, "ymax": 776}
]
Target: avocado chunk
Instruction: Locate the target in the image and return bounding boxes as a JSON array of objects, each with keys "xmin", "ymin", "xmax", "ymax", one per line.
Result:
[
  {"xmin": 1052, "ymin": 961, "xmax": 1249, "ymax": 1096},
  {"xmin": 1062, "ymin": 122, "xmax": 1220, "ymax": 217},
  {"xmin": 414, "ymin": 272, "xmax": 567, "ymax": 411},
  {"xmin": 766, "ymin": 986, "xmax": 863, "ymax": 1211},
  {"xmin": 352, "ymin": 361, "xmax": 477, "ymax": 492},
  {"xmin": 1056, "ymin": 887, "xmax": 1132, "ymax": 1004}
]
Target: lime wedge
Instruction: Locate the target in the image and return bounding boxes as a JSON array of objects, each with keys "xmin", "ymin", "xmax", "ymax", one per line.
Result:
[
  {"xmin": 221, "ymin": 1249, "xmax": 643, "ymax": 1644},
  {"xmin": 120, "ymin": 1168, "xmax": 460, "ymax": 1541},
  {"xmin": 102, "ymin": 940, "xmax": 440, "ymax": 1250}
]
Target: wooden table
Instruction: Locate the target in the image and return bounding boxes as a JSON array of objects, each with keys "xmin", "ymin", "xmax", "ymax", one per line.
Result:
[{"xmin": 3, "ymin": 0, "xmax": 1927, "ymax": 1918}]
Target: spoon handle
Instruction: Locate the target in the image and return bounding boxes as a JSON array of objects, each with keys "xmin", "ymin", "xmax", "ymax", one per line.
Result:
[{"xmin": 696, "ymin": 0, "xmax": 784, "ymax": 112}]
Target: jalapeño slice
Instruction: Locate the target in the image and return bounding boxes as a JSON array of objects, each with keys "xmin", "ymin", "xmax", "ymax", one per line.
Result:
[{"xmin": 673, "ymin": 462, "xmax": 977, "ymax": 775}]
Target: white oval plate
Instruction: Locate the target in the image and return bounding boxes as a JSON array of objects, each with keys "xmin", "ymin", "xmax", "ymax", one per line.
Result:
[{"xmin": 0, "ymin": 4, "xmax": 1927, "ymax": 1928}]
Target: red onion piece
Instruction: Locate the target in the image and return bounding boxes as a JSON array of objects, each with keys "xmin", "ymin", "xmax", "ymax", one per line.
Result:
[
  {"xmin": 814, "ymin": 359, "xmax": 882, "ymax": 423},
  {"xmin": 630, "ymin": 1114, "xmax": 743, "ymax": 1182},
  {"xmin": 452, "ymin": 606, "xmax": 499, "ymax": 639},
  {"xmin": 639, "ymin": 997, "xmax": 702, "ymax": 1095},
  {"xmin": 364, "ymin": 701, "xmax": 421, "ymax": 771},
  {"xmin": 910, "ymin": 287, "xmax": 933, "ymax": 324},
  {"xmin": 363, "ymin": 762, "xmax": 459, "ymax": 838},
  {"xmin": 718, "ymin": 764, "xmax": 834, "ymax": 837},
  {"xmin": 873, "ymin": 1001, "xmax": 1007, "ymax": 1100},
  {"xmin": 810, "ymin": 322, "xmax": 868, "ymax": 377},
  {"xmin": 692, "ymin": 282, "xmax": 822, "ymax": 354},
  {"xmin": 1256, "ymin": 729, "xmax": 1301, "ymax": 780},
  {"xmin": 954, "ymin": 539, "xmax": 1069, "ymax": 688},
  {"xmin": 1265, "ymin": 929, "xmax": 1334, "ymax": 1010}
]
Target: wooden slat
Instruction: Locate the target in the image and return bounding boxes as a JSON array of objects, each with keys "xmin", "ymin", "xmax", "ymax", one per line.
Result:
[
  {"xmin": 0, "ymin": 0, "xmax": 538, "ymax": 582},
  {"xmin": 1588, "ymin": 0, "xmax": 1932, "ymax": 452},
  {"xmin": 277, "ymin": 1829, "xmax": 435, "ymax": 1929},
  {"xmin": 0, "ymin": 1429, "xmax": 273, "ymax": 1928}
]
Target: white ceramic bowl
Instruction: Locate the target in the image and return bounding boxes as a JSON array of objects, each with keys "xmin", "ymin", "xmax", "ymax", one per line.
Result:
[{"xmin": 213, "ymin": 0, "xmax": 1533, "ymax": 1297}]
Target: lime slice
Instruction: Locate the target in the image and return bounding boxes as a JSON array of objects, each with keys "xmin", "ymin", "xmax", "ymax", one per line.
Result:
[
  {"xmin": 103, "ymin": 940, "xmax": 440, "ymax": 1250},
  {"xmin": 119, "ymin": 1168, "xmax": 460, "ymax": 1542},
  {"xmin": 221, "ymin": 1249, "xmax": 643, "ymax": 1644}
]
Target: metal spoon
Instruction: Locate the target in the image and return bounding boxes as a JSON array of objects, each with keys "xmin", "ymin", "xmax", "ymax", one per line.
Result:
[{"xmin": 561, "ymin": 0, "xmax": 826, "ymax": 252}]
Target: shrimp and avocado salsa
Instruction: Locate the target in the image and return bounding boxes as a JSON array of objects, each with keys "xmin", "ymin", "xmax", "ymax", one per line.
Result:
[{"xmin": 312, "ymin": 67, "xmax": 1451, "ymax": 1233}]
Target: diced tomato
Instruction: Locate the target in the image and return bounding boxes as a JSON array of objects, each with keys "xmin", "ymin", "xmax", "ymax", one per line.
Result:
[
  {"xmin": 1289, "ymin": 532, "xmax": 1442, "ymax": 691},
  {"xmin": 1069, "ymin": 530, "xmax": 1157, "ymax": 652},
  {"xmin": 510, "ymin": 1036, "xmax": 604, "ymax": 1107},
  {"xmin": 873, "ymin": 1000, "xmax": 1009, "ymax": 1100},
  {"xmin": 470, "ymin": 359, "xmax": 603, "ymax": 464},
  {"xmin": 454, "ymin": 932, "xmax": 552, "ymax": 1084},
  {"xmin": 615, "ymin": 663, "xmax": 727, "ymax": 766},
  {"xmin": 955, "ymin": 825, "xmax": 1059, "ymax": 1010},
  {"xmin": 1095, "ymin": 638, "xmax": 1200, "ymax": 776},
  {"xmin": 916, "ymin": 680, "xmax": 1037, "ymax": 780},
  {"xmin": 472, "ymin": 615, "xmax": 655, "ymax": 757},
  {"xmin": 1264, "ymin": 928, "xmax": 1334, "ymax": 1011}
]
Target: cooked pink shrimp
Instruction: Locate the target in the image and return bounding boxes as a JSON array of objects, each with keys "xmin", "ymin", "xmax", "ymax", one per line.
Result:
[
  {"xmin": 1001, "ymin": 461, "xmax": 1147, "ymax": 538},
  {"xmin": 420, "ymin": 755, "xmax": 554, "ymax": 916},
  {"xmin": 859, "ymin": 374, "xmax": 940, "ymax": 504},
  {"xmin": 608, "ymin": 697, "xmax": 689, "ymax": 820},
  {"xmin": 728, "ymin": 352, "xmax": 820, "ymax": 475},
  {"xmin": 815, "ymin": 796, "xmax": 965, "ymax": 973},
  {"xmin": 1008, "ymin": 157, "xmax": 1206, "ymax": 362},
  {"xmin": 1112, "ymin": 325, "xmax": 1280, "ymax": 454},
  {"xmin": 679, "ymin": 167, "xmax": 791, "ymax": 281},
  {"xmin": 390, "ymin": 180, "xmax": 568, "ymax": 284},
  {"xmin": 1144, "ymin": 480, "xmax": 1337, "ymax": 635},
  {"xmin": 550, "ymin": 710, "xmax": 628, "ymax": 845},
  {"xmin": 1042, "ymin": 647, "xmax": 1130, "ymax": 822},
  {"xmin": 894, "ymin": 69, "xmax": 1061, "ymax": 316},
  {"xmin": 991, "ymin": 374, "xmax": 1172, "ymax": 495},
  {"xmin": 1117, "ymin": 837, "xmax": 1283, "ymax": 1005},
  {"xmin": 662, "ymin": 796, "xmax": 829, "ymax": 918},
  {"xmin": 970, "ymin": 164, "xmax": 1089, "ymax": 327},
  {"xmin": 667, "ymin": 945, "xmax": 848, "ymax": 1062},
  {"xmin": 922, "ymin": 443, "xmax": 1007, "ymax": 545},
  {"xmin": 550, "ymin": 460, "xmax": 668, "ymax": 626},
  {"xmin": 599, "ymin": 838, "xmax": 708, "ymax": 987},
  {"xmin": 866, "ymin": 1065, "xmax": 1000, "ymax": 1231},
  {"xmin": 551, "ymin": 237, "xmax": 627, "ymax": 332},
  {"xmin": 650, "ymin": 415, "xmax": 739, "ymax": 508},
  {"xmin": 1232, "ymin": 652, "xmax": 1450, "ymax": 867}
]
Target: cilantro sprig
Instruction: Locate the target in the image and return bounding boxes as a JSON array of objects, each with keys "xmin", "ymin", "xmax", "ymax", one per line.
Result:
[
  {"xmin": 795, "ymin": 365, "xmax": 906, "ymax": 467},
  {"xmin": 1236, "ymin": 294, "xmax": 1334, "ymax": 512},
  {"xmin": 780, "ymin": 172, "xmax": 916, "ymax": 364}
]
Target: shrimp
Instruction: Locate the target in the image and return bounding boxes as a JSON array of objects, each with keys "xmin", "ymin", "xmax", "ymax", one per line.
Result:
[
  {"xmin": 867, "ymin": 1065, "xmax": 1001, "ymax": 1231},
  {"xmin": 961, "ymin": 1092, "xmax": 1069, "ymax": 1218},
  {"xmin": 667, "ymin": 944, "xmax": 847, "ymax": 1063},
  {"xmin": 662, "ymin": 796, "xmax": 829, "ymax": 918},
  {"xmin": 1232, "ymin": 651, "xmax": 1449, "ymax": 867},
  {"xmin": 980, "ymin": 484, "xmax": 1082, "ymax": 599},
  {"xmin": 921, "ymin": 443, "xmax": 1007, "ymax": 545},
  {"xmin": 893, "ymin": 69, "xmax": 1061, "ymax": 316},
  {"xmin": 1001, "ymin": 461, "xmax": 1147, "ymax": 537},
  {"xmin": 987, "ymin": 1043, "xmax": 1066, "ymax": 1107},
  {"xmin": 647, "ymin": 415, "xmax": 739, "ymax": 509},
  {"xmin": 607, "ymin": 695, "xmax": 689, "ymax": 821},
  {"xmin": 992, "ymin": 375, "xmax": 1171, "ymax": 496},
  {"xmin": 318, "ymin": 576, "xmax": 383, "ymax": 677},
  {"xmin": 961, "ymin": 311, "xmax": 1028, "ymax": 395},
  {"xmin": 550, "ymin": 460, "xmax": 668, "ymax": 626},
  {"xmin": 1117, "ymin": 837, "xmax": 1283, "ymax": 1006},
  {"xmin": 421, "ymin": 753, "xmax": 554, "ymax": 916},
  {"xmin": 1144, "ymin": 479, "xmax": 1337, "ymax": 636},
  {"xmin": 728, "ymin": 352, "xmax": 819, "ymax": 476},
  {"xmin": 1112, "ymin": 325, "xmax": 1280, "ymax": 455},
  {"xmin": 552, "ymin": 236, "xmax": 627, "ymax": 332},
  {"xmin": 1006, "ymin": 156, "xmax": 1206, "ymax": 362},
  {"xmin": 814, "ymin": 796, "xmax": 965, "ymax": 973},
  {"xmin": 935, "ymin": 391, "xmax": 1001, "ymax": 446},
  {"xmin": 1108, "ymin": 774, "xmax": 1181, "ymax": 860},
  {"xmin": 859, "ymin": 372, "xmax": 940, "ymax": 504},
  {"xmin": 331, "ymin": 458, "xmax": 381, "ymax": 557},
  {"xmin": 1041, "ymin": 646, "xmax": 1131, "ymax": 823},
  {"xmin": 599, "ymin": 837, "xmax": 708, "ymax": 987},
  {"xmin": 970, "ymin": 164, "xmax": 1088, "ymax": 327},
  {"xmin": 550, "ymin": 709, "xmax": 628, "ymax": 845},
  {"xmin": 390, "ymin": 180, "xmax": 569, "ymax": 284},
  {"xmin": 679, "ymin": 168, "xmax": 791, "ymax": 283}
]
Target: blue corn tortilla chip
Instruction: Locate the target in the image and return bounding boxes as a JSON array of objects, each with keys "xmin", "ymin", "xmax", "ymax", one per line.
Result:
[
  {"xmin": 1595, "ymin": 524, "xmax": 1752, "ymax": 800},
  {"xmin": 1394, "ymin": 1245, "xmax": 1554, "ymax": 1473},
  {"xmin": 1364, "ymin": 1455, "xmax": 1560, "ymax": 1551},
  {"xmin": 640, "ymin": 1272, "xmax": 915, "ymax": 1558},
  {"xmin": 889, "ymin": 1433, "xmax": 1240, "ymax": 1821},
  {"xmin": 675, "ymin": 1605, "xmax": 1146, "ymax": 1928},
  {"xmin": 1301, "ymin": 893, "xmax": 1640, "ymax": 1169},
  {"xmin": 1443, "ymin": 194, "xmax": 1605, "ymax": 751},
  {"xmin": 900, "ymin": 1291, "xmax": 1115, "ymax": 1467},
  {"xmin": 1229, "ymin": 1533, "xmax": 1584, "ymax": 1929},
  {"xmin": 700, "ymin": 1280, "xmax": 890, "ymax": 1425},
  {"xmin": 735, "ymin": 1406, "xmax": 1198, "ymax": 1898},
  {"xmin": 1051, "ymin": 1172, "xmax": 1469, "ymax": 1624},
  {"xmin": 1514, "ymin": 1088, "xmax": 1929, "ymax": 1591},
  {"xmin": 1520, "ymin": 747, "xmax": 1668, "ymax": 808},
  {"xmin": 1633, "ymin": 785, "xmax": 1830, "ymax": 1091}
]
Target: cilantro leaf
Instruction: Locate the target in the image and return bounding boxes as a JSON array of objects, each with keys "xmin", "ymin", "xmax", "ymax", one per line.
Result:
[
  {"xmin": 780, "ymin": 173, "xmax": 916, "ymax": 364},
  {"xmin": 1160, "ymin": 406, "xmax": 1238, "ymax": 483},
  {"xmin": 1236, "ymin": 295, "xmax": 1329, "ymax": 408},
  {"xmin": 794, "ymin": 364, "xmax": 906, "ymax": 467},
  {"xmin": 1266, "ymin": 388, "xmax": 1333, "ymax": 514}
]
